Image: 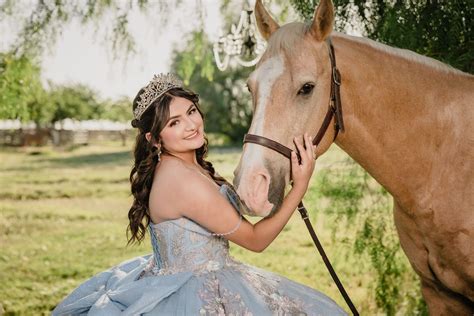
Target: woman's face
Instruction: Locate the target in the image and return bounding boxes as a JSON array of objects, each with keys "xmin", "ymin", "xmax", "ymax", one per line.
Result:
[{"xmin": 158, "ymin": 96, "xmax": 205, "ymax": 154}]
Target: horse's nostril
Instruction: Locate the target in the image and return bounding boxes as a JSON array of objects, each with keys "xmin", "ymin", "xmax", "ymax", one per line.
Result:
[
  {"xmin": 233, "ymin": 167, "xmax": 239, "ymax": 178},
  {"xmin": 255, "ymin": 172, "xmax": 270, "ymax": 196},
  {"xmin": 233, "ymin": 168, "xmax": 241, "ymax": 188},
  {"xmin": 233, "ymin": 159, "xmax": 244, "ymax": 186}
]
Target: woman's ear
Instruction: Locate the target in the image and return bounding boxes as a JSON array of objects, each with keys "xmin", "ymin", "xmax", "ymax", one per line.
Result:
[
  {"xmin": 145, "ymin": 132, "xmax": 158, "ymax": 146},
  {"xmin": 145, "ymin": 132, "xmax": 161, "ymax": 149},
  {"xmin": 145, "ymin": 132, "xmax": 152, "ymax": 143}
]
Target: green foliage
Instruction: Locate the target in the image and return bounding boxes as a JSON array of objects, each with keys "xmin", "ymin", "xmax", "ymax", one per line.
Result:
[
  {"xmin": 0, "ymin": 1, "xmax": 212, "ymax": 58},
  {"xmin": 0, "ymin": 52, "xmax": 44, "ymax": 120},
  {"xmin": 100, "ymin": 96, "xmax": 133, "ymax": 122},
  {"xmin": 27, "ymin": 87, "xmax": 54, "ymax": 127},
  {"xmin": 0, "ymin": 52, "xmax": 131, "ymax": 124},
  {"xmin": 358, "ymin": 0, "xmax": 472, "ymax": 73},
  {"xmin": 171, "ymin": 31, "xmax": 253, "ymax": 143},
  {"xmin": 290, "ymin": 0, "xmax": 473, "ymax": 73},
  {"xmin": 318, "ymin": 158, "xmax": 427, "ymax": 315},
  {"xmin": 174, "ymin": 32, "xmax": 216, "ymax": 85},
  {"xmin": 48, "ymin": 84, "xmax": 103, "ymax": 124}
]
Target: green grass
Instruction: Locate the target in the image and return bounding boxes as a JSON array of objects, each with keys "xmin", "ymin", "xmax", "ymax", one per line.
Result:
[{"xmin": 0, "ymin": 143, "xmax": 418, "ymax": 315}]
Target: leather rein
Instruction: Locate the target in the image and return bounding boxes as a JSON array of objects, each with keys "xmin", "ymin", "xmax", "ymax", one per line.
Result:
[{"xmin": 243, "ymin": 38, "xmax": 359, "ymax": 315}]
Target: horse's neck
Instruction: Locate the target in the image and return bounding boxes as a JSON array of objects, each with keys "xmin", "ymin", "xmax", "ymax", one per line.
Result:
[{"xmin": 332, "ymin": 34, "xmax": 473, "ymax": 210}]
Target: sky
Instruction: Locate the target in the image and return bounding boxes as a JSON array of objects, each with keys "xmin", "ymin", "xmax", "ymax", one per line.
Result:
[{"xmin": 1, "ymin": 0, "xmax": 223, "ymax": 101}]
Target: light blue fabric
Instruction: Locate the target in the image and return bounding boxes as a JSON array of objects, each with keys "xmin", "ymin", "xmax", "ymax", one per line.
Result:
[{"xmin": 53, "ymin": 185, "xmax": 347, "ymax": 315}]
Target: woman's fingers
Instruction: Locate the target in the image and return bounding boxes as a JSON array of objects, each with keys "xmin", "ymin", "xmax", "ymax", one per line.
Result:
[
  {"xmin": 304, "ymin": 133, "xmax": 313, "ymax": 160},
  {"xmin": 295, "ymin": 133, "xmax": 318, "ymax": 165},
  {"xmin": 291, "ymin": 151, "xmax": 298, "ymax": 167},
  {"xmin": 293, "ymin": 136, "xmax": 306, "ymax": 165}
]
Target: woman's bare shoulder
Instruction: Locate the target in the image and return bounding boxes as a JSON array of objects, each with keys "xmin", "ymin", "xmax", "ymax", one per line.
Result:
[
  {"xmin": 154, "ymin": 157, "xmax": 202, "ymax": 183},
  {"xmin": 149, "ymin": 158, "xmax": 217, "ymax": 220}
]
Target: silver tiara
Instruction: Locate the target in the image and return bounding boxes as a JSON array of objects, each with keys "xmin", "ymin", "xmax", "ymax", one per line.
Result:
[{"xmin": 134, "ymin": 73, "xmax": 183, "ymax": 120}]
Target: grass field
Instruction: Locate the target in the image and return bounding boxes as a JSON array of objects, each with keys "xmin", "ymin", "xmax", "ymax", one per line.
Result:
[{"xmin": 0, "ymin": 142, "xmax": 422, "ymax": 315}]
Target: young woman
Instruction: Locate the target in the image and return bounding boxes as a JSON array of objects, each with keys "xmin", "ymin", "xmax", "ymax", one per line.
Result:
[{"xmin": 53, "ymin": 73, "xmax": 346, "ymax": 315}]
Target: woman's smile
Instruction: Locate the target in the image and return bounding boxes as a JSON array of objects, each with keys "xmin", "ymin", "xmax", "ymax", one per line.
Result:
[{"xmin": 184, "ymin": 130, "xmax": 199, "ymax": 140}]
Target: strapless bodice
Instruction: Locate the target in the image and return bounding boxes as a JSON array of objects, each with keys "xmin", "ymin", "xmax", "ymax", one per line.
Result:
[
  {"xmin": 145, "ymin": 184, "xmax": 241, "ymax": 276},
  {"xmin": 150, "ymin": 217, "xmax": 231, "ymax": 275}
]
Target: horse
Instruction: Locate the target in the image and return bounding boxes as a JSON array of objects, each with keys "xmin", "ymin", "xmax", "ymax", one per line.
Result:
[{"xmin": 232, "ymin": 0, "xmax": 474, "ymax": 314}]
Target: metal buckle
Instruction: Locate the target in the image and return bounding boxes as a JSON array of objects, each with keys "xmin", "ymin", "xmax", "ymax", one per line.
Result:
[{"xmin": 297, "ymin": 206, "xmax": 309, "ymax": 220}]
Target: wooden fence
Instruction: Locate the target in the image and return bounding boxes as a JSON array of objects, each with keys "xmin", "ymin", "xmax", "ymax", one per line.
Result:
[{"xmin": 0, "ymin": 120, "xmax": 135, "ymax": 147}]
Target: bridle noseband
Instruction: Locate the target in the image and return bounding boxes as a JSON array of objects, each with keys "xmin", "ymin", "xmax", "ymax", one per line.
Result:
[
  {"xmin": 243, "ymin": 38, "xmax": 344, "ymax": 162},
  {"xmin": 242, "ymin": 38, "xmax": 359, "ymax": 315}
]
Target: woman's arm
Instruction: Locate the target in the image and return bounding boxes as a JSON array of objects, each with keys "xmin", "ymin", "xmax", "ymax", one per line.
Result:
[{"xmin": 156, "ymin": 134, "xmax": 316, "ymax": 252}]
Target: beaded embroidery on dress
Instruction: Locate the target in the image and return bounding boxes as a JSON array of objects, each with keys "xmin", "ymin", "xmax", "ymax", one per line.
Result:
[{"xmin": 52, "ymin": 185, "xmax": 347, "ymax": 315}]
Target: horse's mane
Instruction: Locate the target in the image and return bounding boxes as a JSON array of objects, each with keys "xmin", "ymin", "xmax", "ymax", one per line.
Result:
[
  {"xmin": 267, "ymin": 22, "xmax": 469, "ymax": 77},
  {"xmin": 334, "ymin": 33, "xmax": 469, "ymax": 76}
]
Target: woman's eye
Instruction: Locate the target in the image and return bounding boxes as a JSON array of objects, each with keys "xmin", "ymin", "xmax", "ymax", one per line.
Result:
[
  {"xmin": 170, "ymin": 120, "xmax": 179, "ymax": 127},
  {"xmin": 297, "ymin": 83, "xmax": 315, "ymax": 96},
  {"xmin": 189, "ymin": 108, "xmax": 197, "ymax": 114}
]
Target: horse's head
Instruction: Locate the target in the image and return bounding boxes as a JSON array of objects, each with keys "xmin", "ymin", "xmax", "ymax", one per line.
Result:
[{"xmin": 233, "ymin": 0, "xmax": 338, "ymax": 216}]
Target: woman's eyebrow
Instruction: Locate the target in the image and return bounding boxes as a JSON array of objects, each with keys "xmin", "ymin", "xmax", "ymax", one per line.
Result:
[{"xmin": 166, "ymin": 104, "xmax": 195, "ymax": 123}]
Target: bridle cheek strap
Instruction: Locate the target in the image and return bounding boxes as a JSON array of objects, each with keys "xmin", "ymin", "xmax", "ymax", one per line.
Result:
[{"xmin": 243, "ymin": 105, "xmax": 336, "ymax": 163}]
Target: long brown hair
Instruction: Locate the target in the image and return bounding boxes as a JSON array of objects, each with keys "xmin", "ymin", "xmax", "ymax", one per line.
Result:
[{"xmin": 127, "ymin": 87, "xmax": 230, "ymax": 245}]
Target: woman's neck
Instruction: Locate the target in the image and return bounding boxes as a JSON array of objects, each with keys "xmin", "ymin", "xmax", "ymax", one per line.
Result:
[{"xmin": 163, "ymin": 151, "xmax": 198, "ymax": 165}]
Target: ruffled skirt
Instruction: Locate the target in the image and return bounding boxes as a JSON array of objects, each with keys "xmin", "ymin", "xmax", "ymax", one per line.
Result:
[{"xmin": 53, "ymin": 255, "xmax": 347, "ymax": 315}]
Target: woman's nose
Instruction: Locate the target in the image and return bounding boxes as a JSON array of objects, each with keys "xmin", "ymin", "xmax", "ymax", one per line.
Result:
[{"xmin": 185, "ymin": 117, "xmax": 197, "ymax": 130}]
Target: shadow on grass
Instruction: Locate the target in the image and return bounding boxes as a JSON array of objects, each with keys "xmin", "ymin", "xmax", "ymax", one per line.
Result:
[
  {"xmin": 45, "ymin": 146, "xmax": 241, "ymax": 168},
  {"xmin": 40, "ymin": 151, "xmax": 132, "ymax": 168}
]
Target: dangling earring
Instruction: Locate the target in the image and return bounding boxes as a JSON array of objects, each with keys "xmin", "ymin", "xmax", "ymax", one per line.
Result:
[{"xmin": 156, "ymin": 145, "xmax": 162, "ymax": 162}]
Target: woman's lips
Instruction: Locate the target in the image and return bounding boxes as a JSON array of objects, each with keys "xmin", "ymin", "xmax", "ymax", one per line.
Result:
[{"xmin": 184, "ymin": 131, "xmax": 199, "ymax": 140}]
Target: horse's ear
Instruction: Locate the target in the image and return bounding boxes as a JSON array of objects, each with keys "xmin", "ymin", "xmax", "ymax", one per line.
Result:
[
  {"xmin": 255, "ymin": 0, "xmax": 279, "ymax": 40},
  {"xmin": 309, "ymin": 0, "xmax": 334, "ymax": 41}
]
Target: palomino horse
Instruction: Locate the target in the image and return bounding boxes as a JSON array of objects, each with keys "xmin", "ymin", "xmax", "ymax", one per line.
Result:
[{"xmin": 233, "ymin": 0, "xmax": 474, "ymax": 314}]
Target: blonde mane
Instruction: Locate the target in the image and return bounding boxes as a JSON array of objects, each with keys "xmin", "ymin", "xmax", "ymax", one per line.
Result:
[
  {"xmin": 267, "ymin": 23, "xmax": 470, "ymax": 77},
  {"xmin": 334, "ymin": 33, "xmax": 469, "ymax": 76}
]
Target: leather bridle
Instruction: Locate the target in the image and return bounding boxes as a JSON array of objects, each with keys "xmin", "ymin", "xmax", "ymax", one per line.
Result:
[
  {"xmin": 242, "ymin": 38, "xmax": 359, "ymax": 315},
  {"xmin": 244, "ymin": 37, "xmax": 344, "ymax": 161}
]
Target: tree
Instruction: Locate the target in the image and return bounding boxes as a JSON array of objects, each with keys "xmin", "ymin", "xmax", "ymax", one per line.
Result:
[
  {"xmin": 0, "ymin": 0, "xmax": 214, "ymax": 58},
  {"xmin": 171, "ymin": 31, "xmax": 253, "ymax": 143},
  {"xmin": 27, "ymin": 86, "xmax": 55, "ymax": 128},
  {"xmin": 101, "ymin": 96, "xmax": 133, "ymax": 122},
  {"xmin": 0, "ymin": 52, "xmax": 44, "ymax": 120},
  {"xmin": 48, "ymin": 83, "xmax": 103, "ymax": 124},
  {"xmin": 291, "ymin": 0, "xmax": 473, "ymax": 73}
]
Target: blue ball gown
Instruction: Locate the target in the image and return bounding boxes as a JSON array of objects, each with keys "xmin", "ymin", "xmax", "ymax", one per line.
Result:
[{"xmin": 52, "ymin": 185, "xmax": 347, "ymax": 315}]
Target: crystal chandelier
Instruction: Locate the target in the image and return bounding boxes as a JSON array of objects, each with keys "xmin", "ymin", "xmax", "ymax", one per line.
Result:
[{"xmin": 213, "ymin": 1, "xmax": 266, "ymax": 71}]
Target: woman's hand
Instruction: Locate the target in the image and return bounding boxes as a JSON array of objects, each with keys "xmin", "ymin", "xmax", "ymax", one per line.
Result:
[{"xmin": 290, "ymin": 133, "xmax": 317, "ymax": 194}]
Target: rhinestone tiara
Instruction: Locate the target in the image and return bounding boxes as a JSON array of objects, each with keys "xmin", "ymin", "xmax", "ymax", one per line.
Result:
[{"xmin": 134, "ymin": 73, "xmax": 183, "ymax": 120}]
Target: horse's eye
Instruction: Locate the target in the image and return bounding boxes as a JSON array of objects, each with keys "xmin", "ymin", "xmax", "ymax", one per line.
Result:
[{"xmin": 298, "ymin": 83, "xmax": 315, "ymax": 96}]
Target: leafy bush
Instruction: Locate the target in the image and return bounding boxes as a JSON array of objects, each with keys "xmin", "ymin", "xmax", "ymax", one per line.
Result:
[{"xmin": 317, "ymin": 158, "xmax": 428, "ymax": 315}]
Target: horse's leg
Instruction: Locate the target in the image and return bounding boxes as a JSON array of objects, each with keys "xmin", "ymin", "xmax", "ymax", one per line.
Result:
[{"xmin": 393, "ymin": 200, "xmax": 474, "ymax": 315}]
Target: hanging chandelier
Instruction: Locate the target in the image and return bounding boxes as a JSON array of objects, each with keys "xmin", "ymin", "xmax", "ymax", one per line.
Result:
[{"xmin": 213, "ymin": 1, "xmax": 266, "ymax": 71}]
